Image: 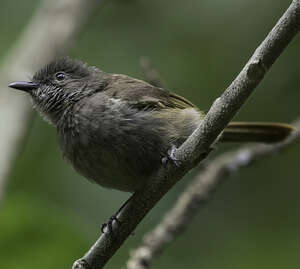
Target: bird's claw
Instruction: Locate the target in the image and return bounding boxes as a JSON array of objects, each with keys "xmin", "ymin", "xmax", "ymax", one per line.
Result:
[
  {"xmin": 162, "ymin": 144, "xmax": 181, "ymax": 167},
  {"xmin": 101, "ymin": 214, "xmax": 121, "ymax": 234}
]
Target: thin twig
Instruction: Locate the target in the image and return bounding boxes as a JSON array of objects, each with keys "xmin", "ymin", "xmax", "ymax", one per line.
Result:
[
  {"xmin": 0, "ymin": 0, "xmax": 104, "ymax": 204},
  {"xmin": 139, "ymin": 57, "xmax": 164, "ymax": 88},
  {"xmin": 126, "ymin": 119, "xmax": 300, "ymax": 269},
  {"xmin": 72, "ymin": 1, "xmax": 300, "ymax": 268}
]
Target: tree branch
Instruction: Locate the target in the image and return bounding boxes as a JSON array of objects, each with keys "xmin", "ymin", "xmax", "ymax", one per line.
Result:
[
  {"xmin": 174, "ymin": 0, "xmax": 300, "ymax": 164},
  {"xmin": 72, "ymin": 1, "xmax": 300, "ymax": 268},
  {"xmin": 0, "ymin": 0, "xmax": 105, "ymax": 204},
  {"xmin": 126, "ymin": 118, "xmax": 300, "ymax": 269}
]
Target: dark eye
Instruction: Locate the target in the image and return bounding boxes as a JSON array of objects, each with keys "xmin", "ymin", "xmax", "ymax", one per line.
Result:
[{"xmin": 55, "ymin": 72, "xmax": 66, "ymax": 81}]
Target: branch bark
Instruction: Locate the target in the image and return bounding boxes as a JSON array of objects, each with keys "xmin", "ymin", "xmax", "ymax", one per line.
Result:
[
  {"xmin": 126, "ymin": 119, "xmax": 300, "ymax": 269},
  {"xmin": 0, "ymin": 0, "xmax": 104, "ymax": 204},
  {"xmin": 72, "ymin": 1, "xmax": 300, "ymax": 268}
]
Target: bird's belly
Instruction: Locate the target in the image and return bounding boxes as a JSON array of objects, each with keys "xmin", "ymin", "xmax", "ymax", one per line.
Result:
[
  {"xmin": 61, "ymin": 136, "xmax": 152, "ymax": 192},
  {"xmin": 58, "ymin": 106, "xmax": 202, "ymax": 192},
  {"xmin": 59, "ymin": 126, "xmax": 164, "ymax": 192}
]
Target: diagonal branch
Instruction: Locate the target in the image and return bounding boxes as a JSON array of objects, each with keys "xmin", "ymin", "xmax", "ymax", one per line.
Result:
[
  {"xmin": 174, "ymin": 0, "xmax": 300, "ymax": 164},
  {"xmin": 0, "ymin": 0, "xmax": 105, "ymax": 204},
  {"xmin": 126, "ymin": 118, "xmax": 300, "ymax": 269},
  {"xmin": 72, "ymin": 1, "xmax": 300, "ymax": 268}
]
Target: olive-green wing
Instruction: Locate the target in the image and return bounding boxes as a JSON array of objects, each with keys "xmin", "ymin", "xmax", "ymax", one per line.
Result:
[
  {"xmin": 106, "ymin": 74, "xmax": 197, "ymax": 110},
  {"xmin": 168, "ymin": 92, "xmax": 197, "ymax": 109},
  {"xmin": 125, "ymin": 90, "xmax": 197, "ymax": 111}
]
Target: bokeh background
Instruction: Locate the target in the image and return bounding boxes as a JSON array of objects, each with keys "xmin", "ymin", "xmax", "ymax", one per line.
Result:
[{"xmin": 0, "ymin": 0, "xmax": 300, "ymax": 268}]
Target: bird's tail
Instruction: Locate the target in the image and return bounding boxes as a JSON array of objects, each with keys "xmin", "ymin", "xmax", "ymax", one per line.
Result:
[{"xmin": 221, "ymin": 122, "xmax": 294, "ymax": 143}]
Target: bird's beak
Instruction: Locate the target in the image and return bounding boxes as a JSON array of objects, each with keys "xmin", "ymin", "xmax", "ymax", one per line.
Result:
[{"xmin": 8, "ymin": 81, "xmax": 38, "ymax": 92}]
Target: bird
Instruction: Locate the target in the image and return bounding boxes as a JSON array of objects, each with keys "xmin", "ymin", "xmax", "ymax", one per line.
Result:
[{"xmin": 8, "ymin": 58, "xmax": 293, "ymax": 227}]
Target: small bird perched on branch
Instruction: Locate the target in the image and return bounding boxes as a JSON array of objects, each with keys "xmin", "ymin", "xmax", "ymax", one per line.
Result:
[{"xmin": 9, "ymin": 58, "xmax": 293, "ymax": 224}]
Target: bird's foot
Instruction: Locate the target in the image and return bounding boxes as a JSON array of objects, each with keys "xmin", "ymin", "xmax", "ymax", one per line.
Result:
[
  {"xmin": 162, "ymin": 144, "xmax": 181, "ymax": 167},
  {"xmin": 101, "ymin": 214, "xmax": 121, "ymax": 235},
  {"xmin": 101, "ymin": 194, "xmax": 134, "ymax": 236}
]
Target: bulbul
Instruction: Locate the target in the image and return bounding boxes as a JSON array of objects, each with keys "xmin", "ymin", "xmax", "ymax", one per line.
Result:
[{"xmin": 9, "ymin": 58, "xmax": 293, "ymax": 193}]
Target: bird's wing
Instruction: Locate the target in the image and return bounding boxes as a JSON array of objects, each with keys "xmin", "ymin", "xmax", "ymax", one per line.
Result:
[
  {"xmin": 168, "ymin": 92, "xmax": 197, "ymax": 109},
  {"xmin": 106, "ymin": 74, "xmax": 197, "ymax": 111}
]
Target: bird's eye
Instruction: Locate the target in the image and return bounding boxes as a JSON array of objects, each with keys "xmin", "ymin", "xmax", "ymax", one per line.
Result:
[{"xmin": 55, "ymin": 72, "xmax": 66, "ymax": 81}]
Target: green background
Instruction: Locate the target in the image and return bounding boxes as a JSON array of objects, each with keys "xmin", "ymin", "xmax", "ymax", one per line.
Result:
[{"xmin": 1, "ymin": 0, "xmax": 300, "ymax": 268}]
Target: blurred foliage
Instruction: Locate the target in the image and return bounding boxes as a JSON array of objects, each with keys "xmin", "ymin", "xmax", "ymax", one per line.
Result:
[{"xmin": 0, "ymin": 0, "xmax": 300, "ymax": 268}]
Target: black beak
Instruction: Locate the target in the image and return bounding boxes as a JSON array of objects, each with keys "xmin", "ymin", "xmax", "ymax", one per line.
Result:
[{"xmin": 8, "ymin": 81, "xmax": 38, "ymax": 92}]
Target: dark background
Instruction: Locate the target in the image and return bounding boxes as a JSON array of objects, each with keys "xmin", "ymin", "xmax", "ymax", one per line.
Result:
[{"xmin": 0, "ymin": 0, "xmax": 299, "ymax": 268}]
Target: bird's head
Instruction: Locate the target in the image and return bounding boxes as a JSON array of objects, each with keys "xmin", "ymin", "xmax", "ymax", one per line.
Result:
[{"xmin": 9, "ymin": 58, "xmax": 106, "ymax": 124}]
